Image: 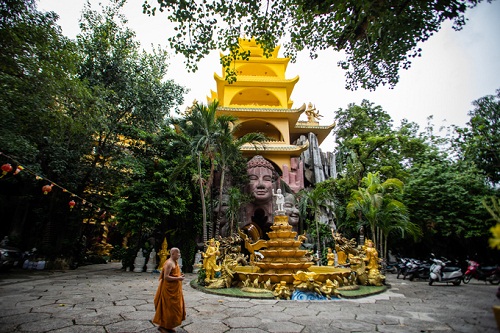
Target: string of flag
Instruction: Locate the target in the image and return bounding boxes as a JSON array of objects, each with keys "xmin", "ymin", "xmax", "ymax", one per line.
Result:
[{"xmin": 0, "ymin": 151, "xmax": 106, "ymax": 217}]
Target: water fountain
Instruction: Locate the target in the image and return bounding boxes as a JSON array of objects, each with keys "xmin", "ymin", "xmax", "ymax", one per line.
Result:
[{"xmin": 234, "ymin": 213, "xmax": 354, "ymax": 295}]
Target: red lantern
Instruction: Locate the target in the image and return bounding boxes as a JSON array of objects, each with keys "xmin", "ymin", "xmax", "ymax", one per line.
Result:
[
  {"xmin": 68, "ymin": 200, "xmax": 76, "ymax": 210},
  {"xmin": 1, "ymin": 163, "xmax": 12, "ymax": 178},
  {"xmin": 42, "ymin": 184, "xmax": 53, "ymax": 195}
]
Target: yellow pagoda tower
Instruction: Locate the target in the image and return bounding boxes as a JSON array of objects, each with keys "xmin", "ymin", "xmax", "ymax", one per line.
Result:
[{"xmin": 209, "ymin": 38, "xmax": 335, "ymax": 192}]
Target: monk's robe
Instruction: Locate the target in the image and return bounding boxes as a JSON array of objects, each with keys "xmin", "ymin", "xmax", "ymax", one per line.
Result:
[{"xmin": 153, "ymin": 262, "xmax": 186, "ymax": 329}]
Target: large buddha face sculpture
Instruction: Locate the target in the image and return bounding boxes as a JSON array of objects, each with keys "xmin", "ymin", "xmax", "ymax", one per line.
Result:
[
  {"xmin": 246, "ymin": 156, "xmax": 275, "ymax": 204},
  {"xmin": 284, "ymin": 192, "xmax": 300, "ymax": 230}
]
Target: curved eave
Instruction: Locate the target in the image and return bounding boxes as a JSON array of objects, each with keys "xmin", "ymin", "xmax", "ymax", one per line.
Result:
[
  {"xmin": 217, "ymin": 106, "xmax": 304, "ymax": 124},
  {"xmin": 214, "ymin": 74, "xmax": 299, "ymax": 91},
  {"xmin": 291, "ymin": 122, "xmax": 336, "ymax": 146},
  {"xmin": 234, "ymin": 56, "xmax": 290, "ymax": 65},
  {"xmin": 240, "ymin": 142, "xmax": 309, "ymax": 156}
]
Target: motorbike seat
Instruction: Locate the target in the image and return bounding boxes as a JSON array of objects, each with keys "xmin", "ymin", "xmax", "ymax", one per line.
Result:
[
  {"xmin": 443, "ymin": 266, "xmax": 460, "ymax": 272},
  {"xmin": 481, "ymin": 266, "xmax": 498, "ymax": 271}
]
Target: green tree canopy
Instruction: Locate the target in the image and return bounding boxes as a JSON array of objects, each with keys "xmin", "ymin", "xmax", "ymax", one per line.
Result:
[
  {"xmin": 143, "ymin": 0, "xmax": 484, "ymax": 90},
  {"xmin": 454, "ymin": 89, "xmax": 500, "ymax": 186},
  {"xmin": 346, "ymin": 172, "xmax": 419, "ymax": 258},
  {"xmin": 0, "ymin": 0, "xmax": 186, "ymax": 258}
]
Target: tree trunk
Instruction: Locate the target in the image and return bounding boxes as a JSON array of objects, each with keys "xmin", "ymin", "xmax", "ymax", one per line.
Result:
[
  {"xmin": 315, "ymin": 210, "xmax": 321, "ymax": 266},
  {"xmin": 384, "ymin": 234, "xmax": 388, "ymax": 261},
  {"xmin": 215, "ymin": 167, "xmax": 226, "ymax": 238},
  {"xmin": 197, "ymin": 153, "xmax": 207, "ymax": 245}
]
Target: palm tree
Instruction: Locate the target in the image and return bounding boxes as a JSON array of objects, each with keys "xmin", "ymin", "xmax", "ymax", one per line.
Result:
[
  {"xmin": 171, "ymin": 101, "xmax": 232, "ymax": 243},
  {"xmin": 172, "ymin": 100, "xmax": 267, "ymax": 242},
  {"xmin": 224, "ymin": 187, "xmax": 251, "ymax": 236},
  {"xmin": 377, "ymin": 200, "xmax": 421, "ymax": 260},
  {"xmin": 347, "ymin": 172, "xmax": 418, "ymax": 257},
  {"xmin": 214, "ymin": 119, "xmax": 267, "ymax": 237},
  {"xmin": 297, "ymin": 185, "xmax": 335, "ymax": 265}
]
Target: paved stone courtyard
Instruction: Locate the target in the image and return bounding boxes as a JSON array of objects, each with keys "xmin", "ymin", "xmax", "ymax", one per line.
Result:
[{"xmin": 0, "ymin": 262, "xmax": 498, "ymax": 332}]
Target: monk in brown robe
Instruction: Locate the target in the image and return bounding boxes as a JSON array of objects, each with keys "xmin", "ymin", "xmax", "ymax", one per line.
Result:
[{"xmin": 153, "ymin": 247, "xmax": 186, "ymax": 332}]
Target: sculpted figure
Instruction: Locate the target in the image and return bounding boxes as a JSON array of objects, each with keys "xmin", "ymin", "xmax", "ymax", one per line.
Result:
[
  {"xmin": 238, "ymin": 229, "xmax": 267, "ymax": 264},
  {"xmin": 335, "ymin": 244, "xmax": 348, "ymax": 265},
  {"xmin": 273, "ymin": 281, "xmax": 291, "ymax": 300},
  {"xmin": 293, "ymin": 270, "xmax": 322, "ymax": 295},
  {"xmin": 272, "ymin": 189, "xmax": 285, "ymax": 212},
  {"xmin": 364, "ymin": 239, "xmax": 379, "ymax": 271},
  {"xmin": 320, "ymin": 279, "xmax": 340, "ymax": 299},
  {"xmin": 326, "ymin": 247, "xmax": 335, "ymax": 266},
  {"xmin": 284, "ymin": 192, "xmax": 300, "ymax": 231},
  {"xmin": 364, "ymin": 239, "xmax": 385, "ymax": 286},
  {"xmin": 247, "ymin": 155, "xmax": 274, "ymax": 204},
  {"xmin": 332, "ymin": 229, "xmax": 359, "ymax": 257},
  {"xmin": 244, "ymin": 156, "xmax": 276, "ymax": 234},
  {"xmin": 305, "ymin": 102, "xmax": 323, "ymax": 123},
  {"xmin": 203, "ymin": 239, "xmax": 220, "ymax": 282}
]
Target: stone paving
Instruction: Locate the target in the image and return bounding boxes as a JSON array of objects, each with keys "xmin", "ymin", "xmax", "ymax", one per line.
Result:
[{"xmin": 0, "ymin": 262, "xmax": 498, "ymax": 332}]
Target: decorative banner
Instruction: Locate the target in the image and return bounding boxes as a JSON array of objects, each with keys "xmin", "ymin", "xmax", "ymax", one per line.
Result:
[
  {"xmin": 13, "ymin": 165, "xmax": 24, "ymax": 175},
  {"xmin": 0, "ymin": 151, "xmax": 106, "ymax": 216}
]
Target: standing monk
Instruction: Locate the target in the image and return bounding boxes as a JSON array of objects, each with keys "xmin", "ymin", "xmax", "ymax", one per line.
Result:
[{"xmin": 153, "ymin": 247, "xmax": 186, "ymax": 333}]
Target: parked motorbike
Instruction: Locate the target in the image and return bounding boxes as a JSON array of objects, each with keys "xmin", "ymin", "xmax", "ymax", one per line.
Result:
[
  {"xmin": 463, "ymin": 260, "xmax": 500, "ymax": 285},
  {"xmin": 405, "ymin": 259, "xmax": 431, "ymax": 281},
  {"xmin": 382, "ymin": 259, "xmax": 399, "ymax": 274},
  {"xmin": 396, "ymin": 257, "xmax": 410, "ymax": 279},
  {"xmin": 429, "ymin": 257, "xmax": 463, "ymax": 286}
]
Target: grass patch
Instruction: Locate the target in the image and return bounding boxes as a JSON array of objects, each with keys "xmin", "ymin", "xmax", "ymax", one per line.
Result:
[
  {"xmin": 190, "ymin": 279, "xmax": 274, "ymax": 299},
  {"xmin": 190, "ymin": 279, "xmax": 388, "ymax": 300},
  {"xmin": 338, "ymin": 285, "xmax": 387, "ymax": 298}
]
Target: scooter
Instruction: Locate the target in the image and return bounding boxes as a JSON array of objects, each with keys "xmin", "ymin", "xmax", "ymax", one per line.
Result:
[
  {"xmin": 406, "ymin": 259, "xmax": 431, "ymax": 281},
  {"xmin": 463, "ymin": 260, "xmax": 500, "ymax": 285},
  {"xmin": 396, "ymin": 258, "xmax": 411, "ymax": 279},
  {"xmin": 428, "ymin": 257, "xmax": 463, "ymax": 286}
]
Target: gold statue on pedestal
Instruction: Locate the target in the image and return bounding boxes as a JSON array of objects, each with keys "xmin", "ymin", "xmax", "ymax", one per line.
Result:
[
  {"xmin": 203, "ymin": 238, "xmax": 221, "ymax": 282},
  {"xmin": 326, "ymin": 247, "xmax": 335, "ymax": 266},
  {"xmin": 305, "ymin": 102, "xmax": 323, "ymax": 124},
  {"xmin": 157, "ymin": 238, "xmax": 170, "ymax": 271},
  {"xmin": 363, "ymin": 239, "xmax": 385, "ymax": 286}
]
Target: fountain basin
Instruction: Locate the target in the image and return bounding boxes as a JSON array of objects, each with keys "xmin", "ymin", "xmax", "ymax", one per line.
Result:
[
  {"xmin": 308, "ymin": 266, "xmax": 352, "ymax": 284},
  {"xmin": 234, "ymin": 265, "xmax": 352, "ymax": 285}
]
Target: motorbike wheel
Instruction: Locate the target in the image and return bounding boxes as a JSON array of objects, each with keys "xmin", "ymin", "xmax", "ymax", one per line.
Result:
[
  {"xmin": 452, "ymin": 279, "xmax": 461, "ymax": 286},
  {"xmin": 489, "ymin": 274, "xmax": 500, "ymax": 285},
  {"xmin": 463, "ymin": 274, "xmax": 472, "ymax": 284},
  {"xmin": 429, "ymin": 278, "xmax": 434, "ymax": 286}
]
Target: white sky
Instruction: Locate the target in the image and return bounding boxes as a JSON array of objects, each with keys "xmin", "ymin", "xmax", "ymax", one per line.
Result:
[{"xmin": 39, "ymin": 0, "xmax": 500, "ymax": 151}]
